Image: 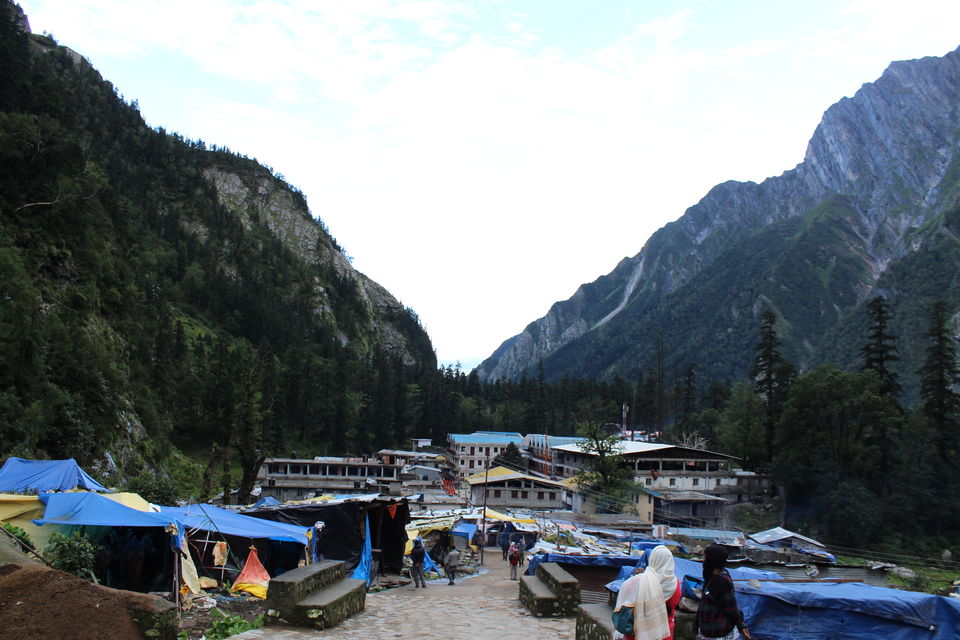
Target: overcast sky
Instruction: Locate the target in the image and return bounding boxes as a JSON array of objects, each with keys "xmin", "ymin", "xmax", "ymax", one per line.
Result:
[{"xmin": 19, "ymin": 0, "xmax": 960, "ymax": 370}]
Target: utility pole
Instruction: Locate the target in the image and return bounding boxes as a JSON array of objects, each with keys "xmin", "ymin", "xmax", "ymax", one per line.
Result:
[{"xmin": 480, "ymin": 451, "xmax": 490, "ymax": 565}]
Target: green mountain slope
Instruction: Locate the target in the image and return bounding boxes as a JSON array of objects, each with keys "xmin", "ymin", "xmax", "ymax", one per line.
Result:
[{"xmin": 0, "ymin": 2, "xmax": 435, "ymax": 493}]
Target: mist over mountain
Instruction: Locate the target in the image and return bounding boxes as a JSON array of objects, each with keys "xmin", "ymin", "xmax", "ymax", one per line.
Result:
[{"xmin": 477, "ymin": 46, "xmax": 960, "ymax": 402}]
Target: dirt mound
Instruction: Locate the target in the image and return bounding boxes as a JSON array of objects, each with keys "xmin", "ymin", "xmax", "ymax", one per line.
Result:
[{"xmin": 0, "ymin": 562, "xmax": 177, "ymax": 640}]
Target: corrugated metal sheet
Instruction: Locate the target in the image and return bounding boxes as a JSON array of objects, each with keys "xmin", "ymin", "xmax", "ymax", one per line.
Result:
[{"xmin": 557, "ymin": 563, "xmax": 622, "ymax": 604}]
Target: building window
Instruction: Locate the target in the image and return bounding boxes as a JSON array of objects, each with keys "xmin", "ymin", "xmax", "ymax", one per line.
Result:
[
  {"xmin": 715, "ymin": 478, "xmax": 722, "ymax": 487},
  {"xmin": 645, "ymin": 478, "xmax": 652, "ymax": 485},
  {"xmin": 693, "ymin": 478, "xmax": 700, "ymax": 486},
  {"xmin": 549, "ymin": 492, "xmax": 556, "ymax": 500},
  {"xmin": 521, "ymin": 491, "xmax": 528, "ymax": 498},
  {"xmin": 669, "ymin": 478, "xmax": 676, "ymax": 486},
  {"xmin": 511, "ymin": 491, "xmax": 518, "ymax": 498},
  {"xmin": 537, "ymin": 492, "xmax": 544, "ymax": 500},
  {"xmin": 469, "ymin": 460, "xmax": 475, "ymax": 468},
  {"xmin": 647, "ymin": 512, "xmax": 652, "ymax": 520},
  {"xmin": 494, "ymin": 490, "xmax": 501, "ymax": 498}
]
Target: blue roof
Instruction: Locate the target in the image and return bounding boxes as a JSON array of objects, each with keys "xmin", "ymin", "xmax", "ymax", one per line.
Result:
[
  {"xmin": 160, "ymin": 504, "xmax": 308, "ymax": 545},
  {"xmin": 33, "ymin": 492, "xmax": 176, "ymax": 529},
  {"xmin": 0, "ymin": 457, "xmax": 110, "ymax": 493},
  {"xmin": 448, "ymin": 433, "xmax": 524, "ymax": 444}
]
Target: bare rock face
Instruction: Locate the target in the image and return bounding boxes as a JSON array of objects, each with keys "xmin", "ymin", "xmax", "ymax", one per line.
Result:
[
  {"xmin": 477, "ymin": 46, "xmax": 960, "ymax": 383},
  {"xmin": 202, "ymin": 166, "xmax": 427, "ymax": 365}
]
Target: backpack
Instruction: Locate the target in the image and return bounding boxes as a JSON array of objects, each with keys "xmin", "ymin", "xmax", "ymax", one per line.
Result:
[{"xmin": 611, "ymin": 606, "xmax": 634, "ymax": 634}]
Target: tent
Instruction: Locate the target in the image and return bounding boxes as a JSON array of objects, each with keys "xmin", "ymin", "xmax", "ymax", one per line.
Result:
[
  {"xmin": 245, "ymin": 496, "xmax": 411, "ymax": 574},
  {"xmin": 736, "ymin": 580, "xmax": 960, "ymax": 640},
  {"xmin": 0, "ymin": 458, "xmax": 109, "ymax": 493},
  {"xmin": 33, "ymin": 492, "xmax": 179, "ymax": 533},
  {"xmin": 159, "ymin": 504, "xmax": 308, "ymax": 545}
]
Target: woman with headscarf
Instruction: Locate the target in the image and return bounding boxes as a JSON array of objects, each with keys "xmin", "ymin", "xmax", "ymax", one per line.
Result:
[
  {"xmin": 612, "ymin": 545, "xmax": 677, "ymax": 640},
  {"xmin": 696, "ymin": 544, "xmax": 753, "ymax": 639},
  {"xmin": 648, "ymin": 545, "xmax": 682, "ymax": 639}
]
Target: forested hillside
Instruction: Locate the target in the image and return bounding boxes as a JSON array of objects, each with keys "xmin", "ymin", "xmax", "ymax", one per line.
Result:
[{"xmin": 0, "ymin": 1, "xmax": 446, "ymax": 498}]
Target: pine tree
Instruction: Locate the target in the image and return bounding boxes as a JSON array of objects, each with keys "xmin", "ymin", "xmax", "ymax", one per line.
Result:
[
  {"xmin": 918, "ymin": 300, "xmax": 960, "ymax": 464},
  {"xmin": 750, "ymin": 309, "xmax": 795, "ymax": 462},
  {"xmin": 860, "ymin": 295, "xmax": 902, "ymax": 400}
]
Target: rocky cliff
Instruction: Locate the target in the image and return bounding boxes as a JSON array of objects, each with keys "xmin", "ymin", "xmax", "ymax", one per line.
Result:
[{"xmin": 477, "ymin": 46, "xmax": 960, "ymax": 388}]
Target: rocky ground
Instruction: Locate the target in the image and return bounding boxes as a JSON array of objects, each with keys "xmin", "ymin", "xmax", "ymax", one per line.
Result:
[{"xmin": 231, "ymin": 557, "xmax": 576, "ymax": 640}]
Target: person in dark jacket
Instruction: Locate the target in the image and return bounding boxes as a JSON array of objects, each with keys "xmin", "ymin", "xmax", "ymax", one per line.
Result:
[
  {"xmin": 410, "ymin": 539, "xmax": 427, "ymax": 588},
  {"xmin": 696, "ymin": 544, "xmax": 752, "ymax": 639}
]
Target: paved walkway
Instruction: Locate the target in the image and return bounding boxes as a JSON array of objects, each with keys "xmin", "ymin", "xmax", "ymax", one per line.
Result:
[{"xmin": 230, "ymin": 558, "xmax": 576, "ymax": 640}]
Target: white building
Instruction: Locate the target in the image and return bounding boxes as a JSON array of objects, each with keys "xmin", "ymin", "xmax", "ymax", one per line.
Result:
[{"xmin": 447, "ymin": 431, "xmax": 524, "ymax": 477}]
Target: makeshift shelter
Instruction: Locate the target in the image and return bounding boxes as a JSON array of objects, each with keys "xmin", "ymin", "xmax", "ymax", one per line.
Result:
[
  {"xmin": 0, "ymin": 457, "xmax": 109, "ymax": 493},
  {"xmin": 244, "ymin": 495, "xmax": 410, "ymax": 577},
  {"xmin": 158, "ymin": 504, "xmax": 308, "ymax": 583}
]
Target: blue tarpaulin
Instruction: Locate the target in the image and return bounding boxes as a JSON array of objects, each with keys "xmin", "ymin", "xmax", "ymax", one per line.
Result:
[
  {"xmin": 251, "ymin": 496, "xmax": 281, "ymax": 508},
  {"xmin": 736, "ymin": 580, "xmax": 960, "ymax": 640},
  {"xmin": 451, "ymin": 520, "xmax": 478, "ymax": 541},
  {"xmin": 351, "ymin": 514, "xmax": 373, "ymax": 585},
  {"xmin": 0, "ymin": 457, "xmax": 109, "ymax": 493},
  {"xmin": 159, "ymin": 504, "xmax": 309, "ymax": 545},
  {"xmin": 608, "ymin": 554, "xmax": 782, "ymax": 594},
  {"xmin": 526, "ymin": 553, "xmax": 642, "ymax": 576},
  {"xmin": 32, "ymin": 492, "xmax": 184, "ymax": 547}
]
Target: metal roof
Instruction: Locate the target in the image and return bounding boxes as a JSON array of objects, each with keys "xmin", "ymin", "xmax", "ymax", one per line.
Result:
[
  {"xmin": 448, "ymin": 433, "xmax": 524, "ymax": 444},
  {"xmin": 668, "ymin": 526, "xmax": 745, "ymax": 543},
  {"xmin": 551, "ymin": 440, "xmax": 737, "ymax": 459},
  {"xmin": 749, "ymin": 526, "xmax": 826, "ymax": 548}
]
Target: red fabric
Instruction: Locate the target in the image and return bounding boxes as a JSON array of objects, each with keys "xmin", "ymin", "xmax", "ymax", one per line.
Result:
[
  {"xmin": 664, "ymin": 578, "xmax": 682, "ymax": 640},
  {"xmin": 234, "ymin": 547, "xmax": 270, "ymax": 587},
  {"xmin": 386, "ymin": 504, "xmax": 398, "ymax": 519}
]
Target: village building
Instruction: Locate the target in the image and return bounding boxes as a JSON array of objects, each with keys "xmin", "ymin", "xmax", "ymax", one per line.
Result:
[
  {"xmin": 465, "ymin": 466, "xmax": 568, "ymax": 511},
  {"xmin": 257, "ymin": 456, "xmax": 402, "ymax": 500},
  {"xmin": 523, "ymin": 434, "xmax": 587, "ymax": 476},
  {"xmin": 447, "ymin": 431, "xmax": 524, "ymax": 477}
]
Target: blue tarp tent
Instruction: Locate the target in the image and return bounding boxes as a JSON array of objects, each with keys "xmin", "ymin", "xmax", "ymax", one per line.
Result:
[
  {"xmin": 608, "ymin": 554, "xmax": 782, "ymax": 595},
  {"xmin": 159, "ymin": 504, "xmax": 308, "ymax": 545},
  {"xmin": 0, "ymin": 457, "xmax": 109, "ymax": 493},
  {"xmin": 32, "ymin": 492, "xmax": 183, "ymax": 547},
  {"xmin": 252, "ymin": 496, "xmax": 281, "ymax": 508},
  {"xmin": 736, "ymin": 580, "xmax": 960, "ymax": 640}
]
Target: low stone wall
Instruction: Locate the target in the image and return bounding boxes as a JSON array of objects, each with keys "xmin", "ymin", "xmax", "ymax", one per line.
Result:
[
  {"xmin": 264, "ymin": 559, "xmax": 344, "ymax": 612},
  {"xmin": 518, "ymin": 574, "xmax": 565, "ymax": 617},
  {"xmin": 575, "ymin": 603, "xmax": 614, "ymax": 640},
  {"xmin": 536, "ymin": 562, "xmax": 580, "ymax": 615}
]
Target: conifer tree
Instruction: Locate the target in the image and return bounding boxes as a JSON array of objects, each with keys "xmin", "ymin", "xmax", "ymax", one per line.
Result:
[
  {"xmin": 860, "ymin": 295, "xmax": 902, "ymax": 400},
  {"xmin": 918, "ymin": 300, "xmax": 960, "ymax": 466},
  {"xmin": 750, "ymin": 309, "xmax": 795, "ymax": 462}
]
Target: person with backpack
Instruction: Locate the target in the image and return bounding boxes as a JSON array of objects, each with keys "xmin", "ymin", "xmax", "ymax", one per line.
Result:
[
  {"xmin": 508, "ymin": 541, "xmax": 521, "ymax": 580},
  {"xmin": 696, "ymin": 544, "xmax": 753, "ymax": 639}
]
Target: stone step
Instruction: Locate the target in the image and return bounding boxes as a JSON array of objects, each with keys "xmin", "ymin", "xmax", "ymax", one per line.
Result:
[
  {"xmin": 287, "ymin": 577, "xmax": 367, "ymax": 629},
  {"xmin": 575, "ymin": 603, "xmax": 615, "ymax": 640},
  {"xmin": 265, "ymin": 559, "xmax": 345, "ymax": 610},
  {"xmin": 536, "ymin": 562, "xmax": 581, "ymax": 614},
  {"xmin": 519, "ymin": 573, "xmax": 566, "ymax": 617}
]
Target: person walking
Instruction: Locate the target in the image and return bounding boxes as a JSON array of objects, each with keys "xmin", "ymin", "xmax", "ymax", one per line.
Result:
[
  {"xmin": 410, "ymin": 539, "xmax": 427, "ymax": 588},
  {"xmin": 696, "ymin": 544, "xmax": 753, "ymax": 640},
  {"xmin": 501, "ymin": 533, "xmax": 510, "ymax": 560},
  {"xmin": 445, "ymin": 547, "xmax": 461, "ymax": 585},
  {"xmin": 508, "ymin": 542, "xmax": 521, "ymax": 580},
  {"xmin": 648, "ymin": 545, "xmax": 682, "ymax": 640}
]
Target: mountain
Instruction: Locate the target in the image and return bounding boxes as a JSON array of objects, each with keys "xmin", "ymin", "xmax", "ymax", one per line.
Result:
[
  {"xmin": 477, "ymin": 46, "xmax": 960, "ymax": 400},
  {"xmin": 0, "ymin": 1, "xmax": 435, "ymax": 490}
]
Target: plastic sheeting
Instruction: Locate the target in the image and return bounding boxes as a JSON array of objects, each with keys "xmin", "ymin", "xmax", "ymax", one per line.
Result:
[
  {"xmin": 233, "ymin": 546, "xmax": 271, "ymax": 599},
  {"xmin": 351, "ymin": 514, "xmax": 373, "ymax": 586},
  {"xmin": 0, "ymin": 458, "xmax": 109, "ymax": 493},
  {"xmin": 159, "ymin": 504, "xmax": 308, "ymax": 545},
  {"xmin": 526, "ymin": 553, "xmax": 643, "ymax": 577},
  {"xmin": 736, "ymin": 581, "xmax": 960, "ymax": 640}
]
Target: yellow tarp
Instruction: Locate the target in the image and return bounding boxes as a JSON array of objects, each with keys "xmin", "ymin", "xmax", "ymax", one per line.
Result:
[
  {"xmin": 0, "ymin": 493, "xmax": 62, "ymax": 551},
  {"xmin": 480, "ymin": 507, "xmax": 536, "ymax": 524},
  {"xmin": 103, "ymin": 492, "xmax": 156, "ymax": 512}
]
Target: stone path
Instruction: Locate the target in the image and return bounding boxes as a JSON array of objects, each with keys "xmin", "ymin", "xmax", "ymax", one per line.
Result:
[{"xmin": 231, "ymin": 558, "xmax": 576, "ymax": 640}]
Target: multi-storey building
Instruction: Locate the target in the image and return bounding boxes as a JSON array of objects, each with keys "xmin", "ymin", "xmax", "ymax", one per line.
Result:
[
  {"xmin": 257, "ymin": 456, "xmax": 402, "ymax": 501},
  {"xmin": 465, "ymin": 466, "xmax": 568, "ymax": 511},
  {"xmin": 523, "ymin": 434, "xmax": 586, "ymax": 477},
  {"xmin": 447, "ymin": 432, "xmax": 524, "ymax": 477}
]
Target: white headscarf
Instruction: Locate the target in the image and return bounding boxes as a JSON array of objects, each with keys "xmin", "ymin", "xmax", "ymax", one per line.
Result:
[
  {"xmin": 648, "ymin": 545, "xmax": 677, "ymax": 601},
  {"xmin": 614, "ymin": 564, "xmax": 671, "ymax": 640}
]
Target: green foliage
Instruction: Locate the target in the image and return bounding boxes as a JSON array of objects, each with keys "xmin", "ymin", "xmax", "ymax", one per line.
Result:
[
  {"xmin": 572, "ymin": 422, "xmax": 635, "ymax": 513},
  {"xmin": 125, "ymin": 471, "xmax": 178, "ymax": 505},
  {"xmin": 205, "ymin": 610, "xmax": 263, "ymax": 640},
  {"xmin": 492, "ymin": 441, "xmax": 524, "ymax": 470},
  {"xmin": 46, "ymin": 531, "xmax": 96, "ymax": 581},
  {"xmin": 2, "ymin": 522, "xmax": 32, "ymax": 551}
]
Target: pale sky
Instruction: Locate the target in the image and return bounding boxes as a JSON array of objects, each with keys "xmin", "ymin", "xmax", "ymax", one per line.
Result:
[{"xmin": 19, "ymin": 0, "xmax": 960, "ymax": 370}]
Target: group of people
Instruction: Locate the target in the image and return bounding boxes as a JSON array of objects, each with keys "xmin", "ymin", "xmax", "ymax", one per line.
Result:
[
  {"xmin": 409, "ymin": 538, "xmax": 462, "ymax": 588},
  {"xmin": 613, "ymin": 543, "xmax": 752, "ymax": 640}
]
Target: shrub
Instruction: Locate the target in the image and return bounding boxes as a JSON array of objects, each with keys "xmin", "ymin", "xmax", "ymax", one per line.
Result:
[{"xmin": 46, "ymin": 531, "xmax": 97, "ymax": 581}]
